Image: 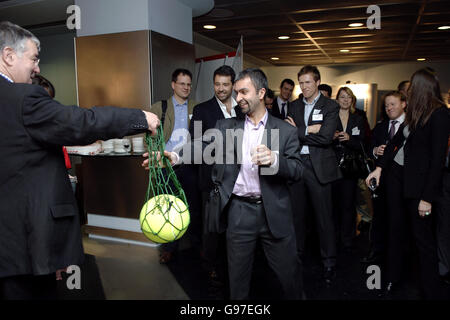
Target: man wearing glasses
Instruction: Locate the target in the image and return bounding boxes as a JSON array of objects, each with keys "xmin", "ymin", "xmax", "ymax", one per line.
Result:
[
  {"xmin": 148, "ymin": 69, "xmax": 201, "ymax": 264},
  {"xmin": 0, "ymin": 21, "xmax": 160, "ymax": 299}
]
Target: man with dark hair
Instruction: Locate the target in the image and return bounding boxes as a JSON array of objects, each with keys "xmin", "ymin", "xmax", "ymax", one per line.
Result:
[
  {"xmin": 264, "ymin": 88, "xmax": 275, "ymax": 110},
  {"xmin": 271, "ymin": 78, "xmax": 295, "ymax": 120},
  {"xmin": 0, "ymin": 21, "xmax": 160, "ymax": 299},
  {"xmin": 149, "ymin": 68, "xmax": 200, "ymax": 264},
  {"xmin": 189, "ymin": 65, "xmax": 243, "ymax": 289},
  {"xmin": 318, "ymin": 84, "xmax": 332, "ymax": 98},
  {"xmin": 286, "ymin": 65, "xmax": 341, "ymax": 285},
  {"xmin": 397, "ymin": 80, "xmax": 410, "ymax": 97},
  {"xmin": 149, "ymin": 68, "xmax": 303, "ymax": 300}
]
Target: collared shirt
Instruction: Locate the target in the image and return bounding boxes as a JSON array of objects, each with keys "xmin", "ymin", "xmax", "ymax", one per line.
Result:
[
  {"xmin": 301, "ymin": 92, "xmax": 321, "ymax": 154},
  {"xmin": 216, "ymin": 96, "xmax": 237, "ymax": 119},
  {"xmin": 277, "ymin": 96, "xmax": 288, "ymax": 118},
  {"xmin": 388, "ymin": 113, "xmax": 405, "ymax": 136},
  {"xmin": 373, "ymin": 113, "xmax": 406, "ymax": 159},
  {"xmin": 165, "ymin": 96, "xmax": 189, "ymax": 152},
  {"xmin": 232, "ymin": 110, "xmax": 269, "ymax": 197},
  {"xmin": 0, "ymin": 72, "xmax": 13, "ymax": 83}
]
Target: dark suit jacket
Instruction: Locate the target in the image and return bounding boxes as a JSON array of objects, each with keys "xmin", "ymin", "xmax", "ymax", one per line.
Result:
[
  {"xmin": 188, "ymin": 113, "xmax": 303, "ymax": 238},
  {"xmin": 271, "ymin": 98, "xmax": 290, "ymax": 120},
  {"xmin": 189, "ymin": 97, "xmax": 244, "ymax": 192},
  {"xmin": 334, "ymin": 112, "xmax": 366, "ymax": 154},
  {"xmin": 288, "ymin": 94, "xmax": 342, "ymax": 184},
  {"xmin": 378, "ymin": 106, "xmax": 450, "ymax": 203},
  {"xmin": 370, "ymin": 120, "xmax": 390, "ymax": 162},
  {"xmin": 0, "ymin": 78, "xmax": 148, "ymax": 277}
]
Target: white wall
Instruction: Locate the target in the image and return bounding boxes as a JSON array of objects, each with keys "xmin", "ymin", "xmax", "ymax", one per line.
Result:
[
  {"xmin": 75, "ymin": 0, "xmax": 193, "ymax": 44},
  {"xmin": 262, "ymin": 61, "xmax": 450, "ymax": 99},
  {"xmin": 38, "ymin": 33, "xmax": 78, "ymax": 106}
]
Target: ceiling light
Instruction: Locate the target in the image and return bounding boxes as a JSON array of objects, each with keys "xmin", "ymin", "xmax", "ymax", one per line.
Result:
[
  {"xmin": 348, "ymin": 23, "xmax": 364, "ymax": 27},
  {"xmin": 417, "ymin": 58, "xmax": 426, "ymax": 61},
  {"xmin": 203, "ymin": 25, "xmax": 216, "ymax": 30},
  {"xmin": 340, "ymin": 49, "xmax": 350, "ymax": 53},
  {"xmin": 278, "ymin": 36, "xmax": 290, "ymax": 40},
  {"xmin": 271, "ymin": 57, "xmax": 280, "ymax": 60},
  {"xmin": 438, "ymin": 26, "xmax": 450, "ymax": 30}
]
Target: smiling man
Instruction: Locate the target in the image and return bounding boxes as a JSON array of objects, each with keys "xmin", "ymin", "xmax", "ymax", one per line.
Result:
[
  {"xmin": 145, "ymin": 68, "xmax": 304, "ymax": 300},
  {"xmin": 0, "ymin": 21, "xmax": 160, "ymax": 299}
]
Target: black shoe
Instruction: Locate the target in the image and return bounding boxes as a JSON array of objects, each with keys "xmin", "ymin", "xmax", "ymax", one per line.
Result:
[
  {"xmin": 324, "ymin": 266, "xmax": 336, "ymax": 285},
  {"xmin": 360, "ymin": 251, "xmax": 381, "ymax": 265}
]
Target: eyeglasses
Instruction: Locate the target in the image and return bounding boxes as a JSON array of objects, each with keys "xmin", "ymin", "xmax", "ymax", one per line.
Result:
[{"xmin": 175, "ymin": 82, "xmax": 192, "ymax": 88}]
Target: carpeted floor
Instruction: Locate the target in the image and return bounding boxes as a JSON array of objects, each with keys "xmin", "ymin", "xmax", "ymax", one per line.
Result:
[{"xmin": 166, "ymin": 227, "xmax": 445, "ymax": 300}]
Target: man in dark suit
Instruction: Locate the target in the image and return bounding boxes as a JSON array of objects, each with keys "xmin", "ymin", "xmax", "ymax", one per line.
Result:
[
  {"xmin": 146, "ymin": 68, "xmax": 303, "ymax": 300},
  {"xmin": 286, "ymin": 65, "xmax": 341, "ymax": 284},
  {"xmin": 362, "ymin": 91, "xmax": 406, "ymax": 266},
  {"xmin": 0, "ymin": 21, "xmax": 159, "ymax": 299},
  {"xmin": 189, "ymin": 65, "xmax": 243, "ymax": 288},
  {"xmin": 271, "ymin": 78, "xmax": 294, "ymax": 120}
]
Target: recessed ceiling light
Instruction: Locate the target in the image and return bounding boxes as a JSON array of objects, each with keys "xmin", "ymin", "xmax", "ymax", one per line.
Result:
[
  {"xmin": 340, "ymin": 49, "xmax": 350, "ymax": 53},
  {"xmin": 417, "ymin": 58, "xmax": 426, "ymax": 61},
  {"xmin": 203, "ymin": 25, "xmax": 216, "ymax": 30},
  {"xmin": 278, "ymin": 36, "xmax": 290, "ymax": 40},
  {"xmin": 438, "ymin": 26, "xmax": 450, "ymax": 30},
  {"xmin": 348, "ymin": 23, "xmax": 364, "ymax": 27},
  {"xmin": 271, "ymin": 57, "xmax": 280, "ymax": 60}
]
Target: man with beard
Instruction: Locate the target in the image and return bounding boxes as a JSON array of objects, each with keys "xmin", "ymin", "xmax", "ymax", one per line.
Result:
[
  {"xmin": 144, "ymin": 68, "xmax": 303, "ymax": 300},
  {"xmin": 189, "ymin": 65, "xmax": 243, "ymax": 291}
]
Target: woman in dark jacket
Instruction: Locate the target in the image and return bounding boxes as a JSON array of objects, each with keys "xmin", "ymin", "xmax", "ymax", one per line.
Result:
[
  {"xmin": 367, "ymin": 68, "xmax": 450, "ymax": 299},
  {"xmin": 332, "ymin": 87, "xmax": 365, "ymax": 252}
]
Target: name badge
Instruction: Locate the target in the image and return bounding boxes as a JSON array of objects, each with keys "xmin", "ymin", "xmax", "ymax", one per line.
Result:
[
  {"xmin": 312, "ymin": 114, "xmax": 323, "ymax": 121},
  {"xmin": 352, "ymin": 127, "xmax": 360, "ymax": 135},
  {"xmin": 313, "ymin": 109, "xmax": 321, "ymax": 115}
]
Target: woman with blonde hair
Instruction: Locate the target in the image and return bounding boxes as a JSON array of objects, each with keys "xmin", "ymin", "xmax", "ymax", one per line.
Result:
[{"xmin": 332, "ymin": 87, "xmax": 365, "ymax": 253}]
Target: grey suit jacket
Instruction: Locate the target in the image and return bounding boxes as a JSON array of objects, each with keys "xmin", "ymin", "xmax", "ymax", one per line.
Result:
[
  {"xmin": 202, "ymin": 113, "xmax": 303, "ymax": 238},
  {"xmin": 288, "ymin": 95, "xmax": 342, "ymax": 184}
]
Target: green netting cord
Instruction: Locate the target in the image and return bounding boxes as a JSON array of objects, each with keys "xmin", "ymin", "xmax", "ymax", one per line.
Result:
[{"xmin": 140, "ymin": 125, "xmax": 189, "ymax": 242}]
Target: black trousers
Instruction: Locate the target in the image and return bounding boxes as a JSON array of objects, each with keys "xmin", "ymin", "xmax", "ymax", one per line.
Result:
[
  {"xmin": 332, "ymin": 177, "xmax": 358, "ymax": 248},
  {"xmin": 201, "ymin": 190, "xmax": 227, "ymax": 278},
  {"xmin": 226, "ymin": 197, "xmax": 301, "ymax": 300},
  {"xmin": 0, "ymin": 274, "xmax": 57, "ymax": 300},
  {"xmin": 368, "ymin": 177, "xmax": 388, "ymax": 258},
  {"xmin": 385, "ymin": 162, "xmax": 410, "ymax": 284},
  {"xmin": 387, "ymin": 162, "xmax": 446, "ymax": 298},
  {"xmin": 292, "ymin": 155, "xmax": 336, "ymax": 268},
  {"xmin": 435, "ymin": 171, "xmax": 450, "ymax": 277}
]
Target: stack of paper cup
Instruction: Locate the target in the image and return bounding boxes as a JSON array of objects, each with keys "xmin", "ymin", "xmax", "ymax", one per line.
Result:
[
  {"xmin": 113, "ymin": 139, "xmax": 126, "ymax": 153},
  {"xmin": 132, "ymin": 137, "xmax": 145, "ymax": 153},
  {"xmin": 101, "ymin": 140, "xmax": 114, "ymax": 154}
]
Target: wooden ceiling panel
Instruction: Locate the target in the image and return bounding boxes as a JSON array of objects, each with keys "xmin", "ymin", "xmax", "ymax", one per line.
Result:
[{"xmin": 194, "ymin": 0, "xmax": 450, "ymax": 65}]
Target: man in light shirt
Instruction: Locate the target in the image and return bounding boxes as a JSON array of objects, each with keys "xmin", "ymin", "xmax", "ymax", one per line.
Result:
[
  {"xmin": 189, "ymin": 65, "xmax": 243, "ymax": 291},
  {"xmin": 148, "ymin": 68, "xmax": 201, "ymax": 264}
]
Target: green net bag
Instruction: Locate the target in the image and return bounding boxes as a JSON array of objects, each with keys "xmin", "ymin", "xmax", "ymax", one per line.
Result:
[{"xmin": 139, "ymin": 127, "xmax": 190, "ymax": 243}]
